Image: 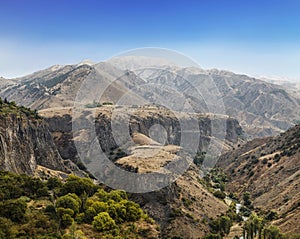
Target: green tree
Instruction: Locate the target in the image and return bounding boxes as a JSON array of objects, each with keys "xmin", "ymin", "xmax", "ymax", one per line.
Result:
[
  {"xmin": 61, "ymin": 213, "xmax": 74, "ymax": 228},
  {"xmin": 56, "ymin": 193, "xmax": 81, "ymax": 215},
  {"xmin": 61, "ymin": 175, "xmax": 97, "ymax": 197},
  {"xmin": 263, "ymin": 225, "xmax": 282, "ymax": 239},
  {"xmin": 243, "ymin": 214, "xmax": 264, "ymax": 239},
  {"xmin": 243, "ymin": 192, "xmax": 252, "ymax": 208},
  {"xmin": 0, "ymin": 217, "xmax": 16, "ymax": 239},
  {"xmin": 213, "ymin": 190, "xmax": 226, "ymax": 200},
  {"xmin": 92, "ymin": 212, "xmax": 116, "ymax": 232},
  {"xmin": 122, "ymin": 200, "xmax": 142, "ymax": 222},
  {"xmin": 47, "ymin": 177, "xmax": 63, "ymax": 190},
  {"xmin": 0, "ymin": 199, "xmax": 27, "ymax": 222}
]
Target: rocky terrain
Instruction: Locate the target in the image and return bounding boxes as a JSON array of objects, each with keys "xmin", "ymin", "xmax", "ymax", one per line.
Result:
[
  {"xmin": 36, "ymin": 105, "xmax": 244, "ymax": 238},
  {"xmin": 217, "ymin": 124, "xmax": 300, "ymax": 234},
  {"xmin": 0, "ymin": 100, "xmax": 82, "ymax": 178},
  {"xmin": 39, "ymin": 106, "xmax": 244, "ymax": 167},
  {"xmin": 0, "ymin": 57, "xmax": 299, "ymax": 137},
  {"xmin": 1, "ymin": 58, "xmax": 299, "ymax": 238}
]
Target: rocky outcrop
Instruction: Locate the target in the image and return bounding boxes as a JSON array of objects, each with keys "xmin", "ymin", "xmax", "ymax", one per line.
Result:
[
  {"xmin": 0, "ymin": 109, "xmax": 70, "ymax": 175},
  {"xmin": 40, "ymin": 106, "xmax": 244, "ymax": 164}
]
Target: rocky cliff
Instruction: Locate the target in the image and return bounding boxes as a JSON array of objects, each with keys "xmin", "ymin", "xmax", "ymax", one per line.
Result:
[
  {"xmin": 0, "ymin": 101, "xmax": 70, "ymax": 176},
  {"xmin": 40, "ymin": 106, "xmax": 244, "ymax": 165}
]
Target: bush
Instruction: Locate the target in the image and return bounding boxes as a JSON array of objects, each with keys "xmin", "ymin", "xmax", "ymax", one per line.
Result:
[
  {"xmin": 243, "ymin": 192, "xmax": 252, "ymax": 207},
  {"xmin": 61, "ymin": 213, "xmax": 74, "ymax": 228},
  {"xmin": 61, "ymin": 175, "xmax": 97, "ymax": 197},
  {"xmin": 92, "ymin": 212, "xmax": 116, "ymax": 232},
  {"xmin": 84, "ymin": 207, "xmax": 97, "ymax": 223},
  {"xmin": 0, "ymin": 217, "xmax": 15, "ymax": 239},
  {"xmin": 265, "ymin": 210, "xmax": 279, "ymax": 221},
  {"xmin": 209, "ymin": 216, "xmax": 232, "ymax": 236},
  {"xmin": 56, "ymin": 193, "xmax": 81, "ymax": 215},
  {"xmin": 0, "ymin": 199, "xmax": 27, "ymax": 222},
  {"xmin": 122, "ymin": 200, "xmax": 142, "ymax": 221},
  {"xmin": 263, "ymin": 225, "xmax": 282, "ymax": 239},
  {"xmin": 213, "ymin": 190, "xmax": 226, "ymax": 200},
  {"xmin": 47, "ymin": 177, "xmax": 63, "ymax": 190}
]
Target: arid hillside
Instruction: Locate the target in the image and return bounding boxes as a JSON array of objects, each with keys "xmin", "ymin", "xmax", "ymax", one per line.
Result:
[{"xmin": 218, "ymin": 124, "xmax": 300, "ymax": 234}]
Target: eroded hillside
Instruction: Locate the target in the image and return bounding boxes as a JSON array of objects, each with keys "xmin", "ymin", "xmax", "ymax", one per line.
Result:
[{"xmin": 218, "ymin": 124, "xmax": 300, "ymax": 234}]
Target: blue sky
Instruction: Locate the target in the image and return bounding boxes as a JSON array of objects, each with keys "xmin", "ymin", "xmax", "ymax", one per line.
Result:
[{"xmin": 0, "ymin": 0, "xmax": 300, "ymax": 81}]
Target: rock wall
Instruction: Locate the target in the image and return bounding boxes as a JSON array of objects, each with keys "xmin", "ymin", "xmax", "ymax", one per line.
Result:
[
  {"xmin": 43, "ymin": 108, "xmax": 244, "ymax": 163},
  {"xmin": 0, "ymin": 114, "xmax": 69, "ymax": 175}
]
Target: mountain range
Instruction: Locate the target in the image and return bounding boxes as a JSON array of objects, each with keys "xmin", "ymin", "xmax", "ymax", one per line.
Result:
[
  {"xmin": 1, "ymin": 56, "xmax": 299, "ymax": 137},
  {"xmin": 0, "ymin": 57, "xmax": 299, "ymax": 238}
]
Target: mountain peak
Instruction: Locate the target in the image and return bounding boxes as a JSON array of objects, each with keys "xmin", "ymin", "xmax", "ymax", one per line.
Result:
[{"xmin": 77, "ymin": 59, "xmax": 96, "ymax": 67}]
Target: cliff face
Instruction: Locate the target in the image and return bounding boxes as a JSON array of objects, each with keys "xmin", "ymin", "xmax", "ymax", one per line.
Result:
[
  {"xmin": 0, "ymin": 110, "xmax": 69, "ymax": 175},
  {"xmin": 40, "ymin": 106, "xmax": 244, "ymax": 164}
]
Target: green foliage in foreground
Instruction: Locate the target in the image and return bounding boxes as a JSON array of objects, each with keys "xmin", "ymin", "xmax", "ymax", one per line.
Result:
[
  {"xmin": 0, "ymin": 98, "xmax": 40, "ymax": 119},
  {"xmin": 0, "ymin": 171, "xmax": 156, "ymax": 238}
]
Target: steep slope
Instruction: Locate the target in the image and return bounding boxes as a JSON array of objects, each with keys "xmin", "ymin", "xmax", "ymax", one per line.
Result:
[
  {"xmin": 38, "ymin": 106, "xmax": 240, "ymax": 238},
  {"xmin": 110, "ymin": 131, "xmax": 229, "ymax": 238},
  {"xmin": 208, "ymin": 70, "xmax": 300, "ymax": 136},
  {"xmin": 0, "ymin": 76, "xmax": 16, "ymax": 89},
  {"xmin": 107, "ymin": 56, "xmax": 300, "ymax": 136},
  {"xmin": 39, "ymin": 106, "xmax": 244, "ymax": 165},
  {"xmin": 0, "ymin": 64, "xmax": 94, "ymax": 109},
  {"xmin": 217, "ymin": 124, "xmax": 300, "ymax": 234},
  {"xmin": 128, "ymin": 161, "xmax": 229, "ymax": 239},
  {"xmin": 0, "ymin": 100, "xmax": 72, "ymax": 176},
  {"xmin": 1, "ymin": 59, "xmax": 299, "ymax": 137}
]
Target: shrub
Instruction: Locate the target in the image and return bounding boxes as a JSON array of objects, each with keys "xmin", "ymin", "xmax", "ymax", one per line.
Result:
[
  {"xmin": 0, "ymin": 199, "xmax": 27, "ymax": 222},
  {"xmin": 60, "ymin": 175, "xmax": 97, "ymax": 197},
  {"xmin": 61, "ymin": 213, "xmax": 74, "ymax": 228},
  {"xmin": 92, "ymin": 212, "xmax": 116, "ymax": 232},
  {"xmin": 56, "ymin": 193, "xmax": 81, "ymax": 215},
  {"xmin": 47, "ymin": 177, "xmax": 63, "ymax": 190},
  {"xmin": 243, "ymin": 192, "xmax": 252, "ymax": 207},
  {"xmin": 122, "ymin": 200, "xmax": 142, "ymax": 221},
  {"xmin": 213, "ymin": 190, "xmax": 226, "ymax": 200},
  {"xmin": 265, "ymin": 210, "xmax": 279, "ymax": 221},
  {"xmin": 0, "ymin": 217, "xmax": 15, "ymax": 239},
  {"xmin": 84, "ymin": 207, "xmax": 97, "ymax": 223}
]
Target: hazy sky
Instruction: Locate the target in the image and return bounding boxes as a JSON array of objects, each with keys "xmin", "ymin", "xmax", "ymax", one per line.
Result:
[{"xmin": 0, "ymin": 0, "xmax": 300, "ymax": 81}]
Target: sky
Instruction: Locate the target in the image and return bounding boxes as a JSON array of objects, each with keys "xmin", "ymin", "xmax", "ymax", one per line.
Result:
[{"xmin": 0, "ymin": 0, "xmax": 300, "ymax": 81}]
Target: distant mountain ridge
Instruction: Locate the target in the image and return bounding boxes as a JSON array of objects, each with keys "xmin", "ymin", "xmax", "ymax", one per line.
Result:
[{"xmin": 0, "ymin": 57, "xmax": 299, "ymax": 137}]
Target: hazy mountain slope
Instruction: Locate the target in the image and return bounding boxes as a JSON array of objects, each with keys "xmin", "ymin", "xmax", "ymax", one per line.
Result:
[
  {"xmin": 0, "ymin": 76, "xmax": 16, "ymax": 89},
  {"xmin": 130, "ymin": 66, "xmax": 300, "ymax": 137},
  {"xmin": 107, "ymin": 57, "xmax": 300, "ymax": 136},
  {"xmin": 1, "ymin": 58, "xmax": 299, "ymax": 138},
  {"xmin": 209, "ymin": 70, "xmax": 300, "ymax": 136},
  {"xmin": 0, "ymin": 64, "xmax": 92, "ymax": 109},
  {"xmin": 217, "ymin": 124, "xmax": 300, "ymax": 234}
]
